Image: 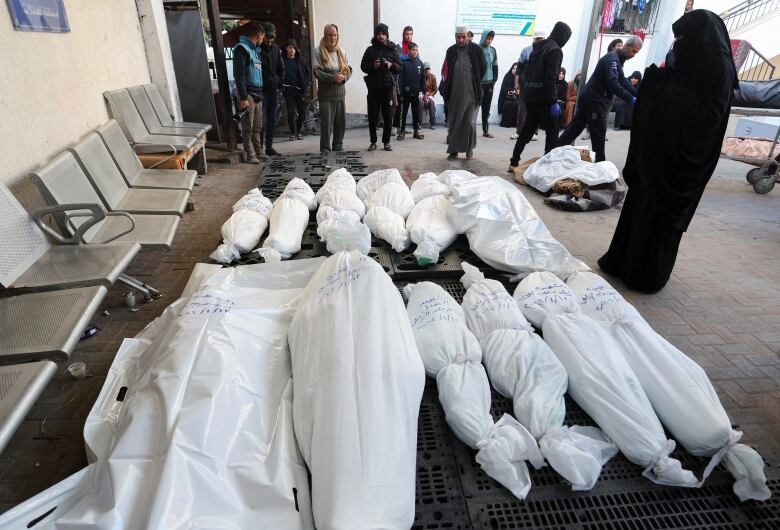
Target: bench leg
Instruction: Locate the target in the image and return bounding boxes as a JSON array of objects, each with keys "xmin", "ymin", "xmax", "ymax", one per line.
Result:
[{"xmin": 118, "ymin": 274, "xmax": 161, "ymax": 302}]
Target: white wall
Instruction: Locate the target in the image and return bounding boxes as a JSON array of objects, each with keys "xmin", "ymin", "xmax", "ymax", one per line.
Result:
[{"xmin": 0, "ymin": 1, "xmax": 152, "ymax": 185}]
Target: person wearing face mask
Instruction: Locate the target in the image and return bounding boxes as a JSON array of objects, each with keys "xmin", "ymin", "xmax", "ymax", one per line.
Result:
[
  {"xmin": 233, "ymin": 23, "xmax": 265, "ymax": 164},
  {"xmin": 313, "ymin": 24, "xmax": 352, "ymax": 154},
  {"xmin": 508, "ymin": 21, "xmax": 572, "ymax": 170},
  {"xmin": 361, "ymin": 23, "xmax": 401, "ymax": 151},
  {"xmin": 557, "ymin": 35, "xmax": 642, "ymax": 162}
]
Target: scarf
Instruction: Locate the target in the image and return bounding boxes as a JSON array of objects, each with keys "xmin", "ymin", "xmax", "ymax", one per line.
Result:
[{"xmin": 320, "ymin": 24, "xmax": 350, "ymax": 75}]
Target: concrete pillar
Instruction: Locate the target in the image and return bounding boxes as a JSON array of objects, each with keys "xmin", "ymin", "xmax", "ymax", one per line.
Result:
[
  {"xmin": 647, "ymin": 0, "xmax": 687, "ymax": 66},
  {"xmin": 135, "ymin": 0, "xmax": 183, "ymax": 120}
]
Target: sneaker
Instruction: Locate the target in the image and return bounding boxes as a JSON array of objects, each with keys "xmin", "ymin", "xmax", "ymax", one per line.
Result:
[
  {"xmin": 397, "ymin": 132, "xmax": 405, "ymax": 141},
  {"xmin": 296, "ymin": 134, "xmax": 304, "ymax": 140},
  {"xmin": 384, "ymin": 144, "xmax": 393, "ymax": 151},
  {"xmin": 368, "ymin": 143, "xmax": 377, "ymax": 151},
  {"xmin": 510, "ymin": 133, "xmax": 519, "ymax": 140},
  {"xmin": 267, "ymin": 147, "xmax": 281, "ymax": 156},
  {"xmin": 447, "ymin": 152, "xmax": 457, "ymax": 160},
  {"xmin": 430, "ymin": 125, "xmax": 436, "ymax": 130},
  {"xmin": 245, "ymin": 155, "xmax": 260, "ymax": 164},
  {"xmin": 531, "ymin": 134, "xmax": 538, "ymax": 141},
  {"xmin": 289, "ymin": 136, "xmax": 296, "ymax": 141},
  {"xmin": 413, "ymin": 130, "xmax": 424, "ymax": 140},
  {"xmin": 483, "ymin": 132, "xmax": 495, "ymax": 138}
]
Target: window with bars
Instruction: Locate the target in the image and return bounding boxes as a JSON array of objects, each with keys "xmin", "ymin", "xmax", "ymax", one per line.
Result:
[{"xmin": 600, "ymin": 0, "xmax": 663, "ymax": 35}]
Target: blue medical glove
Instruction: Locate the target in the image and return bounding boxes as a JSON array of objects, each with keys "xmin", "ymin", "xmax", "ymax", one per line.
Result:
[
  {"xmin": 551, "ymin": 102, "xmax": 561, "ymax": 118},
  {"xmin": 631, "ymin": 96, "xmax": 637, "ymax": 106}
]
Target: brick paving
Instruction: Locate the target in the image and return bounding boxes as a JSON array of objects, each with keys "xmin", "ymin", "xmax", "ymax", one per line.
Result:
[{"xmin": 1, "ymin": 125, "xmax": 779, "ymax": 513}]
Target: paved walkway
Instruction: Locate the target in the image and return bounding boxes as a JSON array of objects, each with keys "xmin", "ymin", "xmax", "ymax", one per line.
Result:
[{"xmin": 1, "ymin": 124, "xmax": 778, "ymax": 513}]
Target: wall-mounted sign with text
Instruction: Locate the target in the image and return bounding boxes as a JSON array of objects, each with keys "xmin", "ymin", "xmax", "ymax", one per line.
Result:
[
  {"xmin": 5, "ymin": 0, "xmax": 70, "ymax": 33},
  {"xmin": 456, "ymin": 0, "xmax": 538, "ymax": 36}
]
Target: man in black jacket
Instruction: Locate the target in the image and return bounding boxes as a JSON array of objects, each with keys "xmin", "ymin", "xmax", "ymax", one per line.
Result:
[
  {"xmin": 360, "ymin": 23, "xmax": 401, "ymax": 151},
  {"xmin": 509, "ymin": 21, "xmax": 571, "ymax": 169},
  {"xmin": 443, "ymin": 25, "xmax": 487, "ymax": 160},
  {"xmin": 260, "ymin": 22, "xmax": 285, "ymax": 156},
  {"xmin": 558, "ymin": 35, "xmax": 642, "ymax": 162}
]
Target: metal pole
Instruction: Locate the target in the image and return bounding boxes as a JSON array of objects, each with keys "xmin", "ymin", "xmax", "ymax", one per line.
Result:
[
  {"xmin": 373, "ymin": 0, "xmax": 380, "ymax": 27},
  {"xmin": 578, "ymin": 0, "xmax": 604, "ymax": 94},
  {"xmin": 205, "ymin": 0, "xmax": 236, "ymax": 150}
]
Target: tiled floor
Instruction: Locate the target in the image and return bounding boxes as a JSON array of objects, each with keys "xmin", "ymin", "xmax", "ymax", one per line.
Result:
[{"xmin": 1, "ymin": 123, "xmax": 778, "ymax": 514}]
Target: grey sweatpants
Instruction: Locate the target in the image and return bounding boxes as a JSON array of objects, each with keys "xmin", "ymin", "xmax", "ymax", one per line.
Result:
[
  {"xmin": 240, "ymin": 94, "xmax": 264, "ymax": 158},
  {"xmin": 319, "ymin": 99, "xmax": 346, "ymax": 151}
]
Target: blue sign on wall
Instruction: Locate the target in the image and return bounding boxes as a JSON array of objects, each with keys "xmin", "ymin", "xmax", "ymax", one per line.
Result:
[{"xmin": 5, "ymin": 0, "xmax": 70, "ymax": 33}]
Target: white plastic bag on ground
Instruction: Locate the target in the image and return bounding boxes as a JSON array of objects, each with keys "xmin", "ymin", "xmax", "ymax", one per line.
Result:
[
  {"xmin": 233, "ymin": 188, "xmax": 273, "ymax": 216},
  {"xmin": 289, "ymin": 251, "xmax": 424, "ymax": 529},
  {"xmin": 0, "ymin": 260, "xmax": 324, "ymax": 529},
  {"xmin": 437, "ymin": 169, "xmax": 478, "ymax": 188},
  {"xmin": 405, "ymin": 281, "xmax": 544, "ymax": 500},
  {"xmin": 364, "ymin": 205, "xmax": 410, "ymax": 252},
  {"xmin": 365, "ymin": 182, "xmax": 415, "ymax": 219},
  {"xmin": 567, "ymin": 271, "xmax": 771, "ymax": 502},
  {"xmin": 460, "ymin": 263, "xmax": 617, "ymax": 490},
  {"xmin": 448, "ymin": 176, "xmax": 589, "ymax": 279},
  {"xmin": 315, "ymin": 188, "xmax": 366, "ymax": 222},
  {"xmin": 258, "ymin": 196, "xmax": 310, "ymax": 261},
  {"xmin": 210, "ymin": 209, "xmax": 268, "ymax": 264},
  {"xmin": 316, "ymin": 208, "xmax": 371, "ymax": 254},
  {"xmin": 281, "ymin": 177, "xmax": 316, "ymax": 210},
  {"xmin": 356, "ymin": 168, "xmax": 404, "ymax": 202},
  {"xmin": 406, "ymin": 195, "xmax": 457, "ymax": 265},
  {"xmin": 559, "ymin": 161, "xmax": 620, "ymax": 187},
  {"xmin": 315, "ymin": 168, "xmax": 357, "ymax": 204},
  {"xmin": 523, "ymin": 146, "xmax": 594, "ymax": 192},
  {"xmin": 513, "ymin": 272, "xmax": 699, "ymax": 488},
  {"xmin": 411, "ymin": 172, "xmax": 451, "ymax": 202}
]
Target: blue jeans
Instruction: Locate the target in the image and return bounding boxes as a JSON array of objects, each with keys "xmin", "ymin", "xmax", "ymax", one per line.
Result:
[{"xmin": 262, "ymin": 91, "xmax": 279, "ymax": 150}]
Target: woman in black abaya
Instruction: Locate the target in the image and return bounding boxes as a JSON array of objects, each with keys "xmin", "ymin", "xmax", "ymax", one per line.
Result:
[
  {"xmin": 598, "ymin": 10, "xmax": 738, "ymax": 293},
  {"xmin": 498, "ymin": 63, "xmax": 519, "ymax": 128}
]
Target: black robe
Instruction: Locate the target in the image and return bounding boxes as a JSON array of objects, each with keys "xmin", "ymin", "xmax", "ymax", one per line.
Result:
[
  {"xmin": 498, "ymin": 63, "xmax": 519, "ymax": 127},
  {"xmin": 598, "ymin": 10, "xmax": 738, "ymax": 293}
]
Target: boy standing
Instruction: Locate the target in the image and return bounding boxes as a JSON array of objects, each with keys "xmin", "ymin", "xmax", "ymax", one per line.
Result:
[{"xmin": 398, "ymin": 43, "xmax": 425, "ymax": 140}]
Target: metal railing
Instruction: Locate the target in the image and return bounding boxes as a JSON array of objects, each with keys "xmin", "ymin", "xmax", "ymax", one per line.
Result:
[
  {"xmin": 601, "ymin": 0, "xmax": 662, "ymax": 35},
  {"xmin": 739, "ymin": 43, "xmax": 777, "ymax": 80},
  {"xmin": 721, "ymin": 0, "xmax": 780, "ymax": 33}
]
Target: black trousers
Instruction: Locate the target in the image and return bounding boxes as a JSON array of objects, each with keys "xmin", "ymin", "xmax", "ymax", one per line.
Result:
[
  {"xmin": 401, "ymin": 93, "xmax": 421, "ymax": 131},
  {"xmin": 368, "ymin": 90, "xmax": 393, "ymax": 145},
  {"xmin": 285, "ymin": 94, "xmax": 306, "ymax": 136},
  {"xmin": 510, "ymin": 102, "xmax": 559, "ymax": 165},
  {"xmin": 558, "ymin": 100, "xmax": 607, "ymax": 162},
  {"xmin": 261, "ymin": 91, "xmax": 279, "ymax": 150},
  {"xmin": 481, "ymin": 84, "xmax": 494, "ymax": 132}
]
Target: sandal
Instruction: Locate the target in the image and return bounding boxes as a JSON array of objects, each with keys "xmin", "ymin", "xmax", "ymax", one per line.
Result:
[{"xmin": 368, "ymin": 143, "xmax": 377, "ymax": 151}]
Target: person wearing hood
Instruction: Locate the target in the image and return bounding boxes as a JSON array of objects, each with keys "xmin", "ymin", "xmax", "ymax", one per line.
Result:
[
  {"xmin": 613, "ymin": 70, "xmax": 642, "ymax": 130},
  {"xmin": 260, "ymin": 22, "xmax": 285, "ymax": 156},
  {"xmin": 479, "ymin": 29, "xmax": 499, "ymax": 138},
  {"xmin": 511, "ymin": 30, "xmax": 545, "ymax": 141},
  {"xmin": 557, "ymin": 35, "xmax": 642, "ymax": 162},
  {"xmin": 282, "ymin": 38, "xmax": 312, "ymax": 141},
  {"xmin": 498, "ymin": 62, "xmax": 519, "ymax": 128},
  {"xmin": 361, "ymin": 23, "xmax": 401, "ymax": 151},
  {"xmin": 598, "ymin": 10, "xmax": 737, "ymax": 293},
  {"xmin": 313, "ymin": 24, "xmax": 352, "ymax": 154},
  {"xmin": 508, "ymin": 21, "xmax": 572, "ymax": 169},
  {"xmin": 555, "ymin": 67, "xmax": 568, "ymax": 127},
  {"xmin": 233, "ymin": 23, "xmax": 265, "ymax": 164},
  {"xmin": 443, "ymin": 24, "xmax": 487, "ymax": 160}
]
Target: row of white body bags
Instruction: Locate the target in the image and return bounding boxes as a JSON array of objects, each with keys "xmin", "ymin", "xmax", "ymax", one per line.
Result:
[
  {"xmin": 258, "ymin": 178, "xmax": 315, "ymax": 262},
  {"xmin": 288, "ymin": 251, "xmax": 425, "ymax": 529},
  {"xmin": 566, "ymin": 272, "xmax": 771, "ymax": 502},
  {"xmin": 210, "ymin": 188, "xmax": 273, "ymax": 264},
  {"xmin": 405, "ymin": 281, "xmax": 545, "ymax": 500},
  {"xmin": 315, "ymin": 168, "xmax": 371, "ymax": 254},
  {"xmin": 406, "ymin": 173, "xmax": 457, "ymax": 265},
  {"xmin": 513, "ymin": 272, "xmax": 700, "ymax": 487},
  {"xmin": 459, "ymin": 263, "xmax": 618, "ymax": 490},
  {"xmin": 360, "ymin": 169, "xmax": 415, "ymax": 251}
]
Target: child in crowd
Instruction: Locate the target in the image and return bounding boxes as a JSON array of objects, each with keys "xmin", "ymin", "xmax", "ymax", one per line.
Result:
[{"xmin": 398, "ymin": 43, "xmax": 426, "ymax": 140}]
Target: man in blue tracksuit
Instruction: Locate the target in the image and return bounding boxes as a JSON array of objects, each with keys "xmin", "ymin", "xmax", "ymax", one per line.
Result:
[
  {"xmin": 233, "ymin": 23, "xmax": 265, "ymax": 163},
  {"xmin": 557, "ymin": 35, "xmax": 642, "ymax": 162}
]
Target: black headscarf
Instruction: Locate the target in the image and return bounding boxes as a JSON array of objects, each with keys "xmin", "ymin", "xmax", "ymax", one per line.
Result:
[
  {"xmin": 498, "ymin": 62, "xmax": 518, "ymax": 111},
  {"xmin": 607, "ymin": 38, "xmax": 623, "ymax": 52},
  {"xmin": 624, "ymin": 9, "xmax": 737, "ymax": 231}
]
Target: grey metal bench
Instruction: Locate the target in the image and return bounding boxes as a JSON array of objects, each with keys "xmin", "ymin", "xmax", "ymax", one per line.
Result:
[
  {"xmin": 127, "ymin": 85, "xmax": 208, "ymax": 137},
  {"xmin": 0, "ymin": 360, "xmax": 57, "ymax": 452},
  {"xmin": 0, "ymin": 286, "xmax": 107, "ymax": 363},
  {"xmin": 69, "ymin": 133, "xmax": 190, "ymax": 217},
  {"xmin": 143, "ymin": 83, "xmax": 213, "ymax": 133},
  {"xmin": 0, "ymin": 182, "xmax": 140, "ymax": 293},
  {"xmin": 97, "ymin": 120, "xmax": 197, "ymax": 191},
  {"xmin": 32, "ymin": 151, "xmax": 180, "ymax": 252}
]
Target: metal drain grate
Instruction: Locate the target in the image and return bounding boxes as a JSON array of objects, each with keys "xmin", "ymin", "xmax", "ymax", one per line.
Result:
[
  {"xmin": 397, "ymin": 279, "xmax": 467, "ymax": 304},
  {"xmin": 390, "ymin": 244, "xmax": 464, "ymax": 280}
]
